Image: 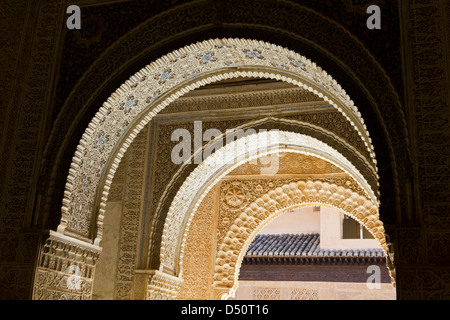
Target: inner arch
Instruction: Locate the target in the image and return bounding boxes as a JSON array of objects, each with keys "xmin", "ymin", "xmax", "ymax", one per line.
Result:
[
  {"xmin": 161, "ymin": 130, "xmax": 382, "ymax": 278},
  {"xmin": 219, "ymin": 197, "xmax": 389, "ymax": 300},
  {"xmin": 58, "ymin": 38, "xmax": 379, "ymax": 250},
  {"xmin": 226, "ymin": 205, "xmax": 395, "ymax": 300}
]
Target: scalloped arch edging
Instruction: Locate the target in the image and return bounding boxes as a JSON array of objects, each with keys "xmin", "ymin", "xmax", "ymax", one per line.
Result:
[
  {"xmin": 212, "ymin": 180, "xmax": 395, "ymax": 299},
  {"xmin": 58, "ymin": 38, "xmax": 379, "ymax": 246}
]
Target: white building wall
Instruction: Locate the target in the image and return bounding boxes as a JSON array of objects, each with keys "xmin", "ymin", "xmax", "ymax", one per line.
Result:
[
  {"xmin": 259, "ymin": 207, "xmax": 320, "ymax": 235},
  {"xmin": 319, "ymin": 207, "xmax": 381, "ymax": 250},
  {"xmin": 258, "ymin": 206, "xmax": 382, "ymax": 250}
]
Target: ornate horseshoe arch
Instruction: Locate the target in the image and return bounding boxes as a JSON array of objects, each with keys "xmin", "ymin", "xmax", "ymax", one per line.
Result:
[
  {"xmin": 57, "ymin": 38, "xmax": 378, "ymax": 250},
  {"xmin": 160, "ymin": 130, "xmax": 389, "ymax": 276},
  {"xmin": 166, "ymin": 131, "xmax": 395, "ymax": 300},
  {"xmin": 214, "ymin": 185, "xmax": 392, "ymax": 300}
]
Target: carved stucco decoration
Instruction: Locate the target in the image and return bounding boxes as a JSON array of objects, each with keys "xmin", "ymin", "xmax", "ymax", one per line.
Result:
[
  {"xmin": 176, "ymin": 154, "xmax": 395, "ymax": 300},
  {"xmin": 134, "ymin": 269, "xmax": 183, "ymax": 300},
  {"xmin": 147, "ymin": 113, "xmax": 379, "ymax": 269},
  {"xmin": 160, "ymin": 130, "xmax": 379, "ymax": 277},
  {"xmin": 178, "ymin": 157, "xmax": 368, "ymax": 299},
  {"xmin": 147, "ymin": 105, "xmax": 379, "ymax": 269},
  {"xmin": 229, "ymin": 152, "xmax": 341, "ymax": 176},
  {"xmin": 146, "ymin": 270, "xmax": 184, "ymax": 300},
  {"xmin": 213, "ymin": 180, "xmax": 392, "ymax": 299},
  {"xmin": 177, "ymin": 185, "xmax": 217, "ymax": 300},
  {"xmin": 58, "ymin": 38, "xmax": 379, "ymax": 246},
  {"xmin": 32, "ymin": 231, "xmax": 101, "ymax": 300},
  {"xmin": 154, "ymin": 116, "xmax": 379, "ymax": 216},
  {"xmin": 216, "ymin": 175, "xmax": 366, "ymax": 249}
]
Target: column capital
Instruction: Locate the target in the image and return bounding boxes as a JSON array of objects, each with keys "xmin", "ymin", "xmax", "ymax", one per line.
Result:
[{"xmin": 32, "ymin": 232, "xmax": 101, "ymax": 300}]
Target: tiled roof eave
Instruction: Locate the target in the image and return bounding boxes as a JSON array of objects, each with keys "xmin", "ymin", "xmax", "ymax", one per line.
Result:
[
  {"xmin": 242, "ymin": 255, "xmax": 386, "ymax": 266},
  {"xmin": 246, "ymin": 234, "xmax": 386, "ymax": 260}
]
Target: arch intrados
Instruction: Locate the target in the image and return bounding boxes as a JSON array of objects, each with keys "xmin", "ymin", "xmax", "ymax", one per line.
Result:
[{"xmin": 58, "ymin": 38, "xmax": 378, "ymax": 247}]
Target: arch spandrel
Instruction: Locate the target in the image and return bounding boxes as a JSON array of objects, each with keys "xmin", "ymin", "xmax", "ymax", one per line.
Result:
[{"xmin": 58, "ymin": 38, "xmax": 379, "ymax": 245}]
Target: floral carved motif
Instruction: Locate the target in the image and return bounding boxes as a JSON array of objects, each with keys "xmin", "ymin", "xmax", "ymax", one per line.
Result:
[{"xmin": 177, "ymin": 186, "xmax": 217, "ymax": 300}]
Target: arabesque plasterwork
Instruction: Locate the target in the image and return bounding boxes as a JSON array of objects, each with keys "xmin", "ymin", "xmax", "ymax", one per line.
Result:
[
  {"xmin": 160, "ymin": 130, "xmax": 381, "ymax": 278},
  {"xmin": 213, "ymin": 178, "xmax": 391, "ymax": 299},
  {"xmin": 58, "ymin": 38, "xmax": 379, "ymax": 247},
  {"xmin": 145, "ymin": 107, "xmax": 379, "ymax": 269},
  {"xmin": 177, "ymin": 152, "xmax": 394, "ymax": 300},
  {"xmin": 49, "ymin": 38, "xmax": 393, "ymax": 301}
]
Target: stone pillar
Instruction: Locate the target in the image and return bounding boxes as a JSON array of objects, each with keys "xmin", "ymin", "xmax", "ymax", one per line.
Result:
[
  {"xmin": 32, "ymin": 231, "xmax": 101, "ymax": 300},
  {"xmin": 134, "ymin": 270, "xmax": 183, "ymax": 300}
]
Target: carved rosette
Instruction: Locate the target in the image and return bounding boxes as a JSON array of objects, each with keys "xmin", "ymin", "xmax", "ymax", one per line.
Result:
[
  {"xmin": 32, "ymin": 232, "xmax": 101, "ymax": 300},
  {"xmin": 217, "ymin": 175, "xmax": 366, "ymax": 247}
]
